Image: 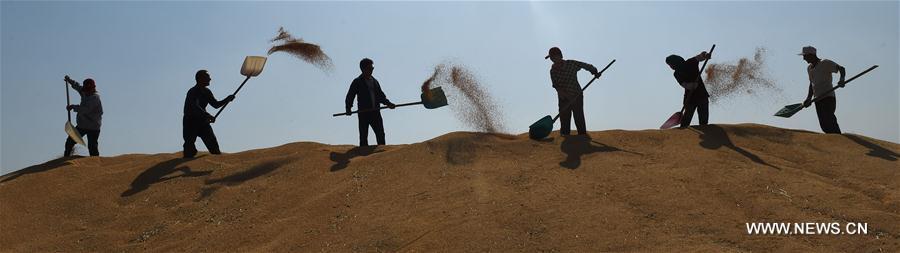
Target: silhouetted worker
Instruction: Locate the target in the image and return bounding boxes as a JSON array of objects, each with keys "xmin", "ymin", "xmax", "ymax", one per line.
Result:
[
  {"xmin": 546, "ymin": 47, "xmax": 600, "ymax": 136},
  {"xmin": 182, "ymin": 70, "xmax": 234, "ymax": 158},
  {"xmin": 345, "ymin": 58, "xmax": 396, "ymax": 146},
  {"xmin": 799, "ymin": 46, "xmax": 846, "ymax": 134},
  {"xmin": 64, "ymin": 76, "xmax": 103, "ymax": 156},
  {"xmin": 666, "ymin": 50, "xmax": 711, "ymax": 128}
]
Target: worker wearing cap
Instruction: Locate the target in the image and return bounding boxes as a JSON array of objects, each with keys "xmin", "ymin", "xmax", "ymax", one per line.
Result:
[
  {"xmin": 665, "ymin": 51, "xmax": 711, "ymax": 128},
  {"xmin": 800, "ymin": 46, "xmax": 846, "ymax": 134},
  {"xmin": 345, "ymin": 58, "xmax": 396, "ymax": 146},
  {"xmin": 545, "ymin": 47, "xmax": 600, "ymax": 136},
  {"xmin": 64, "ymin": 75, "xmax": 103, "ymax": 156},
  {"xmin": 182, "ymin": 70, "xmax": 235, "ymax": 158}
]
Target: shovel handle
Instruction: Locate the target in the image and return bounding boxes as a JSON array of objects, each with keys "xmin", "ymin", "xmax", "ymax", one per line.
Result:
[
  {"xmin": 64, "ymin": 78, "xmax": 72, "ymax": 122},
  {"xmin": 698, "ymin": 45, "xmax": 716, "ymax": 80},
  {"xmin": 580, "ymin": 59, "xmax": 616, "ymax": 92},
  {"xmin": 213, "ymin": 75, "xmax": 252, "ymax": 120},
  {"xmin": 598, "ymin": 59, "xmax": 616, "ymax": 75},
  {"xmin": 551, "ymin": 59, "xmax": 616, "ymax": 121},
  {"xmin": 680, "ymin": 44, "xmax": 716, "ymax": 114},
  {"xmin": 809, "ymin": 65, "xmax": 878, "ymax": 104},
  {"xmin": 333, "ymin": 101, "xmax": 423, "ymax": 117}
]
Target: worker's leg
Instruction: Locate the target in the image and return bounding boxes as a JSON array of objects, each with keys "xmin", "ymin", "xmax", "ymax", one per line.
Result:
[
  {"xmin": 63, "ymin": 134, "xmax": 79, "ymax": 157},
  {"xmin": 198, "ymin": 123, "xmax": 222, "ymax": 154},
  {"xmin": 372, "ymin": 112, "xmax": 386, "ymax": 145},
  {"xmin": 681, "ymin": 102, "xmax": 698, "ymax": 128},
  {"xmin": 697, "ymin": 102, "xmax": 709, "ymax": 126},
  {"xmin": 358, "ymin": 113, "xmax": 371, "ymax": 146},
  {"xmin": 572, "ymin": 96, "xmax": 587, "ymax": 135},
  {"xmin": 815, "ymin": 97, "xmax": 841, "ymax": 134},
  {"xmin": 83, "ymin": 128, "xmax": 100, "ymax": 156},
  {"xmin": 558, "ymin": 94, "xmax": 573, "ymax": 135},
  {"xmin": 182, "ymin": 119, "xmax": 199, "ymax": 158}
]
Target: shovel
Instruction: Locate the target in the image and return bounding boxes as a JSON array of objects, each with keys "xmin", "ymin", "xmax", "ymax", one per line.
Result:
[
  {"xmin": 660, "ymin": 44, "xmax": 716, "ymax": 129},
  {"xmin": 333, "ymin": 86, "xmax": 448, "ymax": 117},
  {"xmin": 774, "ymin": 65, "xmax": 878, "ymax": 118},
  {"xmin": 63, "ymin": 77, "xmax": 86, "ymax": 146},
  {"xmin": 212, "ymin": 56, "xmax": 267, "ymax": 121},
  {"xmin": 529, "ymin": 59, "xmax": 616, "ymax": 140}
]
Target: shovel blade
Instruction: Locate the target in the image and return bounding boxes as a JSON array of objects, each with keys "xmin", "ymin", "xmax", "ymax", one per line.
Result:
[
  {"xmin": 774, "ymin": 103, "xmax": 804, "ymax": 118},
  {"xmin": 529, "ymin": 115, "xmax": 554, "ymax": 140},
  {"xmin": 240, "ymin": 56, "xmax": 267, "ymax": 77},
  {"xmin": 660, "ymin": 112, "xmax": 682, "ymax": 129},
  {"xmin": 65, "ymin": 121, "xmax": 86, "ymax": 146},
  {"xmin": 422, "ymin": 87, "xmax": 448, "ymax": 109}
]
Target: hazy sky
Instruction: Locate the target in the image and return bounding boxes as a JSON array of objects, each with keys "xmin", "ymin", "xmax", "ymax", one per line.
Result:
[{"xmin": 2, "ymin": 1, "xmax": 898, "ymax": 173}]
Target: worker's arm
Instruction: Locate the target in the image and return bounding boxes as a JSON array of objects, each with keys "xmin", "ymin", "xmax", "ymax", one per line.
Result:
[
  {"xmin": 803, "ymin": 82, "xmax": 814, "ymax": 107},
  {"xmin": 72, "ymin": 103, "xmax": 86, "ymax": 113},
  {"xmin": 73, "ymin": 97, "xmax": 97, "ymax": 114},
  {"xmin": 550, "ymin": 70, "xmax": 559, "ymax": 89},
  {"xmin": 65, "ymin": 76, "xmax": 83, "ymax": 92},
  {"xmin": 375, "ymin": 80, "xmax": 395, "ymax": 109},
  {"xmin": 345, "ymin": 79, "xmax": 358, "ymax": 114},
  {"xmin": 692, "ymin": 51, "xmax": 711, "ymax": 62},
  {"xmin": 836, "ymin": 64, "xmax": 847, "ymax": 87},
  {"xmin": 207, "ymin": 89, "xmax": 234, "ymax": 109},
  {"xmin": 574, "ymin": 60, "xmax": 599, "ymax": 76}
]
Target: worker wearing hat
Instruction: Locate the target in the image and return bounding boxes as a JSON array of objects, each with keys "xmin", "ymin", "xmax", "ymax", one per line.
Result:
[
  {"xmin": 64, "ymin": 75, "xmax": 103, "ymax": 157},
  {"xmin": 800, "ymin": 46, "xmax": 846, "ymax": 134},
  {"xmin": 545, "ymin": 47, "xmax": 600, "ymax": 136}
]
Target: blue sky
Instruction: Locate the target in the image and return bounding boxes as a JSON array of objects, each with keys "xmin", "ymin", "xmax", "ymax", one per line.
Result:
[{"xmin": 2, "ymin": 1, "xmax": 897, "ymax": 173}]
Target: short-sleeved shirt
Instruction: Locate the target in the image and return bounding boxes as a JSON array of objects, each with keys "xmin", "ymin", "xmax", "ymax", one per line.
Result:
[
  {"xmin": 808, "ymin": 59, "xmax": 841, "ymax": 98},
  {"xmin": 550, "ymin": 60, "xmax": 597, "ymax": 97}
]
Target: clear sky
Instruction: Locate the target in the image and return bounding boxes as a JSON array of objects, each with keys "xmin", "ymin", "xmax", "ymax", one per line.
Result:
[{"xmin": 2, "ymin": 1, "xmax": 897, "ymax": 173}]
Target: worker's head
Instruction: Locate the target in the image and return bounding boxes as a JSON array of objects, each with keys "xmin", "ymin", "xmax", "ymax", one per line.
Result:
[
  {"xmin": 195, "ymin": 70, "xmax": 211, "ymax": 86},
  {"xmin": 545, "ymin": 47, "xmax": 563, "ymax": 63},
  {"xmin": 799, "ymin": 46, "xmax": 818, "ymax": 64},
  {"xmin": 665, "ymin": 55, "xmax": 685, "ymax": 70},
  {"xmin": 82, "ymin": 79, "xmax": 96, "ymax": 94},
  {"xmin": 359, "ymin": 58, "xmax": 374, "ymax": 76}
]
